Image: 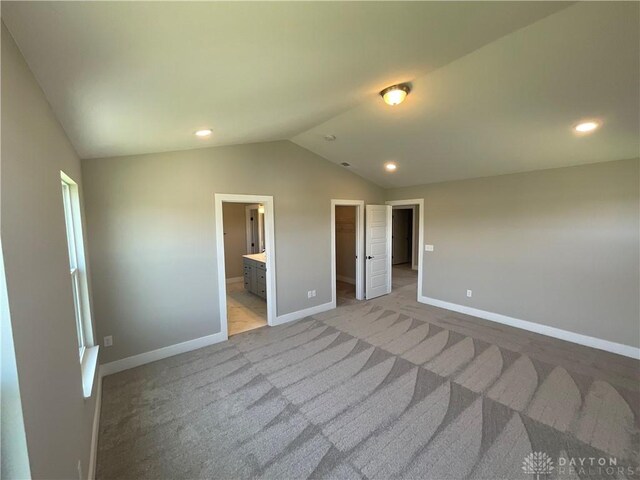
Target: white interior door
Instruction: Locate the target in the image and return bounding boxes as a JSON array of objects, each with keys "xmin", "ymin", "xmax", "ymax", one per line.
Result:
[{"xmin": 365, "ymin": 205, "xmax": 392, "ymax": 299}]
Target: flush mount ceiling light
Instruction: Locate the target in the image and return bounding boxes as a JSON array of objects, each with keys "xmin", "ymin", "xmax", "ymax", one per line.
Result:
[
  {"xmin": 385, "ymin": 162, "xmax": 397, "ymax": 172},
  {"xmin": 380, "ymin": 84, "xmax": 411, "ymax": 106},
  {"xmin": 194, "ymin": 129, "xmax": 212, "ymax": 137},
  {"xmin": 324, "ymin": 134, "xmax": 337, "ymax": 141},
  {"xmin": 574, "ymin": 120, "xmax": 601, "ymax": 134}
]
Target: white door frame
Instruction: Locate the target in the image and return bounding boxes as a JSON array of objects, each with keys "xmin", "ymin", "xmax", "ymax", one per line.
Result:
[
  {"xmin": 215, "ymin": 194, "xmax": 277, "ymax": 339},
  {"xmin": 411, "ymin": 206, "xmax": 418, "ymax": 270},
  {"xmin": 386, "ymin": 199, "xmax": 424, "ymax": 302},
  {"xmin": 331, "ymin": 199, "xmax": 365, "ymax": 303}
]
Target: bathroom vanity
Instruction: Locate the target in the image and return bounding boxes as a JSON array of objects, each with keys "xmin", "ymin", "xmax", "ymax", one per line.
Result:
[{"xmin": 242, "ymin": 253, "xmax": 267, "ymax": 299}]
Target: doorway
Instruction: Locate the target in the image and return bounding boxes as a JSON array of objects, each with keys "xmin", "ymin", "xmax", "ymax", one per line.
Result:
[
  {"xmin": 387, "ymin": 199, "xmax": 424, "ymax": 300},
  {"xmin": 245, "ymin": 204, "xmax": 264, "ymax": 254},
  {"xmin": 335, "ymin": 205, "xmax": 358, "ymax": 306},
  {"xmin": 392, "ymin": 207, "xmax": 413, "ymax": 266},
  {"xmin": 331, "ymin": 199, "xmax": 365, "ymax": 307},
  {"xmin": 215, "ymin": 194, "xmax": 276, "ymax": 339}
]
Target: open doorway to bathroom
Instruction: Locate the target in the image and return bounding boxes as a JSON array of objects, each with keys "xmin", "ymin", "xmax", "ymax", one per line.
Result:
[
  {"xmin": 222, "ymin": 202, "xmax": 267, "ymax": 335},
  {"xmin": 215, "ymin": 194, "xmax": 276, "ymax": 339}
]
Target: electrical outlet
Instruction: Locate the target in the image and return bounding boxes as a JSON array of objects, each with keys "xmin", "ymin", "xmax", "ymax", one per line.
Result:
[
  {"xmin": 466, "ymin": 290, "xmax": 473, "ymax": 298},
  {"xmin": 104, "ymin": 335, "xmax": 113, "ymax": 347},
  {"xmin": 307, "ymin": 290, "xmax": 316, "ymax": 299},
  {"xmin": 425, "ymin": 244, "xmax": 434, "ymax": 252}
]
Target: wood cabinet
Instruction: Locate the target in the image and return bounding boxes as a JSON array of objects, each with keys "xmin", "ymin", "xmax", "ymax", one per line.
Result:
[{"xmin": 243, "ymin": 257, "xmax": 267, "ymax": 299}]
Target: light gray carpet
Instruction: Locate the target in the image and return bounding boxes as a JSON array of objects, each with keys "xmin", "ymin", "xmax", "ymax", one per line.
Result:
[{"xmin": 97, "ymin": 274, "xmax": 639, "ymax": 479}]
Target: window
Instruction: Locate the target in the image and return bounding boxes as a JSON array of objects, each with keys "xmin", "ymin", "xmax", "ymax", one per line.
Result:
[{"xmin": 60, "ymin": 172, "xmax": 96, "ymax": 372}]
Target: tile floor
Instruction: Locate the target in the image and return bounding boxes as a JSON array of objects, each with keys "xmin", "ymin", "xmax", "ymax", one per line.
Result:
[{"xmin": 227, "ymin": 281, "xmax": 267, "ymax": 336}]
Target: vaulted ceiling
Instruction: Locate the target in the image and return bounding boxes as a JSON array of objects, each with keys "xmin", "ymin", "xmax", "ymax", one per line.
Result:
[{"xmin": 3, "ymin": 2, "xmax": 638, "ymax": 187}]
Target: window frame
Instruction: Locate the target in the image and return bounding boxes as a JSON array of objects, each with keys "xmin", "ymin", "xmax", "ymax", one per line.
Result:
[
  {"xmin": 61, "ymin": 179, "xmax": 87, "ymax": 360},
  {"xmin": 61, "ymin": 171, "xmax": 98, "ymax": 397}
]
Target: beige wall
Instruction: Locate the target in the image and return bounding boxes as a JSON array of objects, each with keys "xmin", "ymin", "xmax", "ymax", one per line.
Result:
[
  {"xmin": 82, "ymin": 141, "xmax": 384, "ymax": 363},
  {"xmin": 387, "ymin": 158, "xmax": 640, "ymax": 348},
  {"xmin": 0, "ymin": 240, "xmax": 30, "ymax": 480},
  {"xmin": 223, "ymin": 203, "xmax": 248, "ymax": 279},
  {"xmin": 1, "ymin": 23, "xmax": 98, "ymax": 478},
  {"xmin": 335, "ymin": 205, "xmax": 356, "ymax": 282}
]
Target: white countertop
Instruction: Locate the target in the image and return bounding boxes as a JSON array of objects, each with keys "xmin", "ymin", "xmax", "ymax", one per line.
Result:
[{"xmin": 242, "ymin": 253, "xmax": 266, "ymax": 263}]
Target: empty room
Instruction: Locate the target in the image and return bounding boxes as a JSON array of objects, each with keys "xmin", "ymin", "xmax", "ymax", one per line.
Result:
[{"xmin": 1, "ymin": 2, "xmax": 638, "ymax": 480}]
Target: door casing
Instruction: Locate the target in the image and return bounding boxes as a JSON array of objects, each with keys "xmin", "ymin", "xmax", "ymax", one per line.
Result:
[
  {"xmin": 392, "ymin": 207, "xmax": 412, "ymax": 265},
  {"xmin": 386, "ymin": 199, "xmax": 425, "ymax": 302},
  {"xmin": 215, "ymin": 194, "xmax": 277, "ymax": 339},
  {"xmin": 330, "ymin": 199, "xmax": 365, "ymax": 303}
]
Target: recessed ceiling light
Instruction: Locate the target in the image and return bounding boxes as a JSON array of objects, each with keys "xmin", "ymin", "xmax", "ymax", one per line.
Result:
[
  {"xmin": 195, "ymin": 129, "xmax": 212, "ymax": 137},
  {"xmin": 385, "ymin": 162, "xmax": 397, "ymax": 172},
  {"xmin": 324, "ymin": 134, "xmax": 337, "ymax": 141},
  {"xmin": 574, "ymin": 121, "xmax": 601, "ymax": 134},
  {"xmin": 380, "ymin": 84, "xmax": 411, "ymax": 106}
]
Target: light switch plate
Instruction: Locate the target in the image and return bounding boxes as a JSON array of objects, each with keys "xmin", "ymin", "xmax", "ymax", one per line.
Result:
[{"xmin": 425, "ymin": 245, "xmax": 434, "ymax": 252}]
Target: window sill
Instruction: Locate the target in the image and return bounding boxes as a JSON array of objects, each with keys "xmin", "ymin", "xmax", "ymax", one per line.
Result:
[{"xmin": 81, "ymin": 345, "xmax": 99, "ymax": 399}]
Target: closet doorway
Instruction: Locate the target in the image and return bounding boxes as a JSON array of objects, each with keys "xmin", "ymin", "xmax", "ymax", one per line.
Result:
[{"xmin": 331, "ymin": 199, "xmax": 365, "ymax": 306}]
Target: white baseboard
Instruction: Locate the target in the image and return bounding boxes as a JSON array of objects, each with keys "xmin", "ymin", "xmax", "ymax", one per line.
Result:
[
  {"xmin": 419, "ymin": 295, "xmax": 640, "ymax": 359},
  {"xmin": 87, "ymin": 372, "xmax": 102, "ymax": 480},
  {"xmin": 272, "ymin": 301, "xmax": 335, "ymax": 326},
  {"xmin": 101, "ymin": 299, "xmax": 336, "ymax": 377},
  {"xmin": 336, "ymin": 275, "xmax": 356, "ymax": 285},
  {"xmin": 226, "ymin": 276, "xmax": 243, "ymax": 284},
  {"xmin": 99, "ymin": 298, "xmax": 338, "ymax": 376},
  {"xmin": 100, "ymin": 331, "xmax": 228, "ymax": 376}
]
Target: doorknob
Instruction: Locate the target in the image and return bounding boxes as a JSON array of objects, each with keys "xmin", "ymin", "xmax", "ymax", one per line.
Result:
[{"xmin": 367, "ymin": 256, "xmax": 375, "ymax": 260}]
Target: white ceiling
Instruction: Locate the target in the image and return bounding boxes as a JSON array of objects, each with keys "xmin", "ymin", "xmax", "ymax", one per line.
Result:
[
  {"xmin": 3, "ymin": 1, "xmax": 568, "ymax": 161},
  {"xmin": 2, "ymin": 2, "xmax": 638, "ymax": 188},
  {"xmin": 292, "ymin": 2, "xmax": 640, "ymax": 187}
]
